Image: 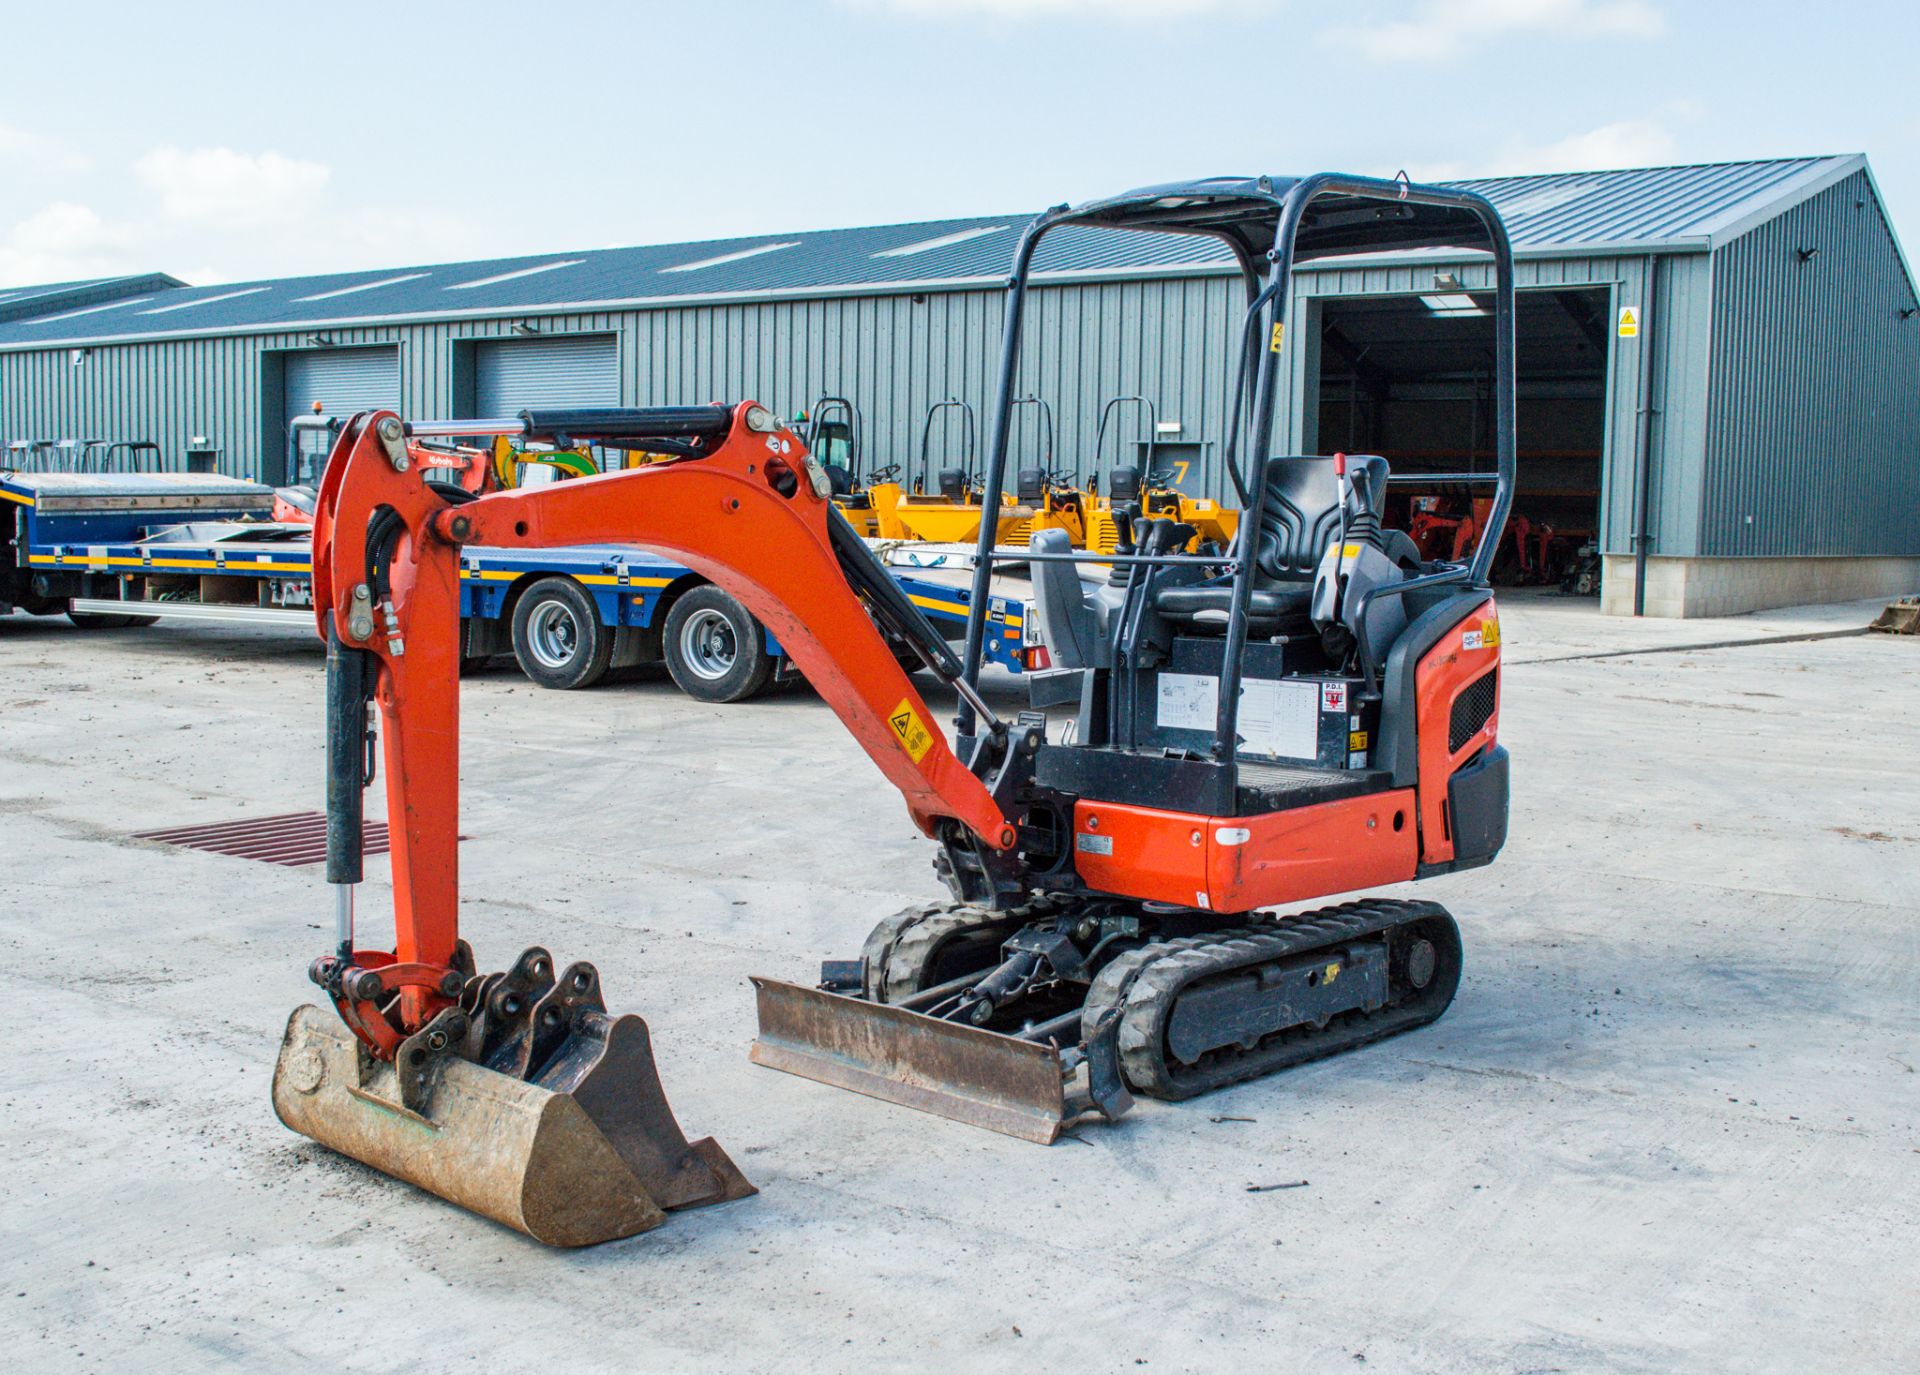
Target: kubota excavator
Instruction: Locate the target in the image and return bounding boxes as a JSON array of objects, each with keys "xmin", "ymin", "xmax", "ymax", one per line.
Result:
[{"xmin": 274, "ymin": 172, "xmax": 1516, "ymax": 1248}]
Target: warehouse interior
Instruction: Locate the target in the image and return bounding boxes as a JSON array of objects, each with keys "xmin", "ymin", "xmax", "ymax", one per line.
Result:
[{"xmin": 1311, "ymin": 287, "xmax": 1611, "ymax": 587}]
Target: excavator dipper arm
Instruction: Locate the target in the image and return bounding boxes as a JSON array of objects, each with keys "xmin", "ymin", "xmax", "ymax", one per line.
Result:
[{"xmin": 309, "ymin": 402, "xmax": 1017, "ymax": 1056}]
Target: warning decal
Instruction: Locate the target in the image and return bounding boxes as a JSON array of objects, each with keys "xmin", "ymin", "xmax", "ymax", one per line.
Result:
[
  {"xmin": 888, "ymin": 698, "xmax": 936, "ymax": 763},
  {"xmin": 1481, "ymin": 618, "xmax": 1501, "ymax": 647},
  {"xmin": 1269, "ymin": 322, "xmax": 1286, "ymax": 353},
  {"xmin": 1617, "ymin": 305, "xmax": 1641, "ymax": 338}
]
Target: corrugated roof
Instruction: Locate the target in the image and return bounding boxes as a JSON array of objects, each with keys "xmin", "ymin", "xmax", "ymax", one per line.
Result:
[
  {"xmin": 0, "ymin": 272, "xmax": 185, "ymax": 326},
  {"xmin": 1455, "ymin": 154, "xmax": 1856, "ymax": 253},
  {"xmin": 0, "ymin": 156, "xmax": 1867, "ymax": 348}
]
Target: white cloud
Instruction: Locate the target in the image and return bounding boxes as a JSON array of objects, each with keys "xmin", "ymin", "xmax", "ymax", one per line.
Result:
[
  {"xmin": 134, "ymin": 146, "xmax": 331, "ymax": 229},
  {"xmin": 0, "ymin": 122, "xmax": 89, "ymax": 174},
  {"xmin": 850, "ymin": 0, "xmax": 1272, "ymax": 17},
  {"xmin": 1327, "ymin": 0, "xmax": 1663, "ymax": 61},
  {"xmin": 1389, "ymin": 110, "xmax": 1688, "ymax": 187},
  {"xmin": 1496, "ymin": 117, "xmax": 1678, "ymax": 174},
  {"xmin": 0, "ymin": 202, "xmax": 139, "ymax": 285},
  {"xmin": 1395, "ymin": 116, "xmax": 1681, "ymax": 186}
]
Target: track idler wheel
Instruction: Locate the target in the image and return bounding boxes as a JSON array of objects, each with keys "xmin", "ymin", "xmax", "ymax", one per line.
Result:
[{"xmin": 273, "ymin": 946, "xmax": 753, "ymax": 1247}]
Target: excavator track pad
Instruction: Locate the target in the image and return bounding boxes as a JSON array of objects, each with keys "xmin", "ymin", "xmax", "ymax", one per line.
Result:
[{"xmin": 274, "ymin": 947, "xmax": 752, "ymax": 1246}]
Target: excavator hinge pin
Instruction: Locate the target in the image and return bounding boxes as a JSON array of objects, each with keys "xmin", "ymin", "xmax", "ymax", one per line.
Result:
[
  {"xmin": 347, "ymin": 583, "xmax": 375, "ymax": 641},
  {"xmin": 376, "ymin": 416, "xmax": 411, "ymax": 471}
]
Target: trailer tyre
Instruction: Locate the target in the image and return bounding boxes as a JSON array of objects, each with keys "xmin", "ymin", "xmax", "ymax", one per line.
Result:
[
  {"xmin": 662, "ymin": 585, "xmax": 774, "ymax": 704},
  {"xmin": 510, "ymin": 577, "xmax": 612, "ymax": 690},
  {"xmin": 67, "ymin": 610, "xmax": 159, "ymax": 629}
]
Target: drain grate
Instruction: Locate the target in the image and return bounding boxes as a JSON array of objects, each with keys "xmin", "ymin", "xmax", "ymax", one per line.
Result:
[{"xmin": 133, "ymin": 811, "xmax": 390, "ymax": 868}]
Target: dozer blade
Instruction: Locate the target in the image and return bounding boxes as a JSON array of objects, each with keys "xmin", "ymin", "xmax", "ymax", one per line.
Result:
[
  {"xmin": 748, "ymin": 977, "xmax": 1077, "ymax": 1144},
  {"xmin": 273, "ymin": 1004, "xmax": 753, "ymax": 1247}
]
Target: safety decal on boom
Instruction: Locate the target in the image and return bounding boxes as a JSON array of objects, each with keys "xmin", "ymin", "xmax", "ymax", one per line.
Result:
[{"xmin": 888, "ymin": 698, "xmax": 935, "ymax": 763}]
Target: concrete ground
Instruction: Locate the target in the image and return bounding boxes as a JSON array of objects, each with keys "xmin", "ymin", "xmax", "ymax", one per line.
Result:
[{"xmin": 1, "ymin": 591, "xmax": 1914, "ymax": 1374}]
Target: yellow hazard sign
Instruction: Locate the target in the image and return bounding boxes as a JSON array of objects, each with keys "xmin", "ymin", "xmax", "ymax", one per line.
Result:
[
  {"xmin": 1618, "ymin": 305, "xmax": 1641, "ymax": 338},
  {"xmin": 888, "ymin": 698, "xmax": 935, "ymax": 763},
  {"xmin": 1269, "ymin": 322, "xmax": 1286, "ymax": 353}
]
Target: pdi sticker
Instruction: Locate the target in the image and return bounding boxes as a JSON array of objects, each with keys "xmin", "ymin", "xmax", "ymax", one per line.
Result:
[
  {"xmin": 1321, "ymin": 682, "xmax": 1348, "ymax": 713},
  {"xmin": 1463, "ymin": 630, "xmax": 1483, "ymax": 651}
]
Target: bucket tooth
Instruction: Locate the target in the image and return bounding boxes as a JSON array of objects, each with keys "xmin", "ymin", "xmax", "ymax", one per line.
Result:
[
  {"xmin": 273, "ymin": 1004, "xmax": 751, "ymax": 1247},
  {"xmin": 748, "ymin": 976, "xmax": 1076, "ymax": 1145}
]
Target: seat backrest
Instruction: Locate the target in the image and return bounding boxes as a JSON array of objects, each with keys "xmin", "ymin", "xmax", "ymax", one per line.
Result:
[
  {"xmin": 1108, "ymin": 465, "xmax": 1142, "ymax": 501},
  {"xmin": 937, "ymin": 467, "xmax": 968, "ymax": 502},
  {"xmin": 822, "ymin": 462, "xmax": 853, "ymax": 496},
  {"xmin": 1249, "ymin": 454, "xmax": 1390, "ymax": 581},
  {"xmin": 1015, "ymin": 467, "xmax": 1046, "ymax": 503}
]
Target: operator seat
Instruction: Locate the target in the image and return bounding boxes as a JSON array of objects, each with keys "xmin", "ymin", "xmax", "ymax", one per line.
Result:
[
  {"xmin": 1027, "ymin": 526, "xmax": 1127, "ymax": 670},
  {"xmin": 822, "ymin": 463, "xmax": 854, "ymax": 497},
  {"xmin": 1154, "ymin": 454, "xmax": 1415, "ymax": 632}
]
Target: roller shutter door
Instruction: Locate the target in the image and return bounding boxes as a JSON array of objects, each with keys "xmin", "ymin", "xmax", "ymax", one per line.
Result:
[
  {"xmin": 284, "ymin": 346, "xmax": 400, "ymax": 426},
  {"xmin": 474, "ymin": 335, "xmax": 618, "ymax": 415},
  {"xmin": 282, "ymin": 346, "xmax": 400, "ymax": 483}
]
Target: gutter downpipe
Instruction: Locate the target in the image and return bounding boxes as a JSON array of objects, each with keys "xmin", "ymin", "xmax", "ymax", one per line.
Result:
[{"xmin": 1631, "ymin": 253, "xmax": 1662, "ymax": 616}]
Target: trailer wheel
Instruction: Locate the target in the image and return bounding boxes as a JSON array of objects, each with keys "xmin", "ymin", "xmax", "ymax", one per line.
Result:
[
  {"xmin": 662, "ymin": 585, "xmax": 774, "ymax": 703},
  {"xmin": 510, "ymin": 577, "xmax": 612, "ymax": 690},
  {"xmin": 67, "ymin": 610, "xmax": 159, "ymax": 629}
]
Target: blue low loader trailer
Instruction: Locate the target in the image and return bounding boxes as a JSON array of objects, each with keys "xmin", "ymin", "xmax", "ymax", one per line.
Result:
[{"xmin": 0, "ymin": 469, "xmax": 1036, "ymax": 702}]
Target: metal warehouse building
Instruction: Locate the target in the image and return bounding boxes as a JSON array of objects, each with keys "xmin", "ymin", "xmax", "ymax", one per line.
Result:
[{"xmin": 3, "ymin": 154, "xmax": 1916, "ymax": 617}]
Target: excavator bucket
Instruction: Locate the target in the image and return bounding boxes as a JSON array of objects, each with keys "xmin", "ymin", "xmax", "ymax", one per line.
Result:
[
  {"xmin": 749, "ymin": 977, "xmax": 1114, "ymax": 1145},
  {"xmin": 274, "ymin": 960, "xmax": 752, "ymax": 1247},
  {"xmin": 1871, "ymin": 596, "xmax": 1919, "ymax": 634}
]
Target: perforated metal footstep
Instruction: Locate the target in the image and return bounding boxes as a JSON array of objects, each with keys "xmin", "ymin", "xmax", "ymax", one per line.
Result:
[{"xmin": 133, "ymin": 811, "xmax": 388, "ymax": 867}]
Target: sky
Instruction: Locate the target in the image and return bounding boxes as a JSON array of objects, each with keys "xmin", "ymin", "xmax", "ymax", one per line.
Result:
[{"xmin": 2, "ymin": 0, "xmax": 1916, "ymax": 288}]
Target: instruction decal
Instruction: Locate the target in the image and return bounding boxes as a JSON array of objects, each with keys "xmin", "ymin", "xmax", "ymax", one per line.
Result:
[
  {"xmin": 1617, "ymin": 305, "xmax": 1641, "ymax": 338},
  {"xmin": 888, "ymin": 698, "xmax": 935, "ymax": 763}
]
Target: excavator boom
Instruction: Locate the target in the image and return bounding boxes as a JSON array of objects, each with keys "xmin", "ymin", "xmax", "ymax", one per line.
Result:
[{"xmin": 277, "ymin": 401, "xmax": 1022, "ymax": 1245}]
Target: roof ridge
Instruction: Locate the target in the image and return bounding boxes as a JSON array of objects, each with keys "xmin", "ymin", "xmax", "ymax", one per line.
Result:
[{"xmin": 1451, "ymin": 153, "xmax": 1852, "ymax": 188}]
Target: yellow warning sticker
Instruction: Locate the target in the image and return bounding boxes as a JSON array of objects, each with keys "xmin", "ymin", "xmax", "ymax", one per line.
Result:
[
  {"xmin": 888, "ymin": 698, "xmax": 935, "ymax": 763},
  {"xmin": 1349, "ymin": 730, "xmax": 1370, "ymax": 750},
  {"xmin": 1269, "ymin": 322, "xmax": 1286, "ymax": 353},
  {"xmin": 1340, "ymin": 542, "xmax": 1364, "ymax": 558},
  {"xmin": 1323, "ymin": 962, "xmax": 1341, "ymax": 984},
  {"xmin": 1618, "ymin": 305, "xmax": 1640, "ymax": 338},
  {"xmin": 1482, "ymin": 618, "xmax": 1501, "ymax": 647}
]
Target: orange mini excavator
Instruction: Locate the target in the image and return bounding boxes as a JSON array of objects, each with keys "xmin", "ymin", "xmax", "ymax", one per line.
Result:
[{"xmin": 274, "ymin": 173, "xmax": 1516, "ymax": 1246}]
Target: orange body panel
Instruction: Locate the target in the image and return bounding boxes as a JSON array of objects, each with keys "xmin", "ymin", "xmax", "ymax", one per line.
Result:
[
  {"xmin": 1413, "ymin": 595, "xmax": 1502, "ymax": 864},
  {"xmin": 1072, "ymin": 790, "xmax": 1420, "ymax": 915}
]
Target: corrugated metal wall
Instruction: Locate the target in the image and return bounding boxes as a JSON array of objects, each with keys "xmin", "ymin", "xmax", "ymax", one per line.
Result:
[
  {"xmin": 1699, "ymin": 170, "xmax": 1920, "ymax": 556},
  {"xmin": 1, "ymin": 277, "xmax": 1242, "ymax": 495}
]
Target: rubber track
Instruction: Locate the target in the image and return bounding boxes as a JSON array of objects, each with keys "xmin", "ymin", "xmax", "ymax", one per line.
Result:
[
  {"xmin": 1083, "ymin": 898, "xmax": 1459, "ymax": 1101},
  {"xmin": 865, "ymin": 897, "xmax": 1063, "ymax": 1003}
]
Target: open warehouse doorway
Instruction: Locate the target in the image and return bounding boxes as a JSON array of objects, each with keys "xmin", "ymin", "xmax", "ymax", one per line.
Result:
[{"xmin": 1311, "ymin": 287, "xmax": 1611, "ymax": 592}]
